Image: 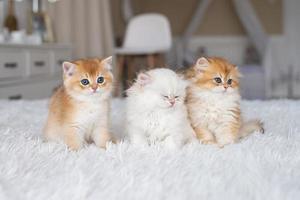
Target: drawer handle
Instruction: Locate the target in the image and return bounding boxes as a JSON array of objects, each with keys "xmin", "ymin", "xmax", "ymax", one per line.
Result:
[
  {"xmin": 9, "ymin": 94, "xmax": 22, "ymax": 100},
  {"xmin": 4, "ymin": 62, "xmax": 18, "ymax": 68},
  {"xmin": 34, "ymin": 61, "xmax": 45, "ymax": 67}
]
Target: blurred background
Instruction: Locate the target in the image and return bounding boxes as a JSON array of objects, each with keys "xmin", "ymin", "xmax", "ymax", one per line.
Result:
[{"xmin": 0, "ymin": 0, "xmax": 299, "ymax": 100}]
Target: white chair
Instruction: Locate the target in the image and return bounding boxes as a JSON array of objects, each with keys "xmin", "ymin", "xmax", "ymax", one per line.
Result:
[{"xmin": 114, "ymin": 13, "xmax": 172, "ymax": 96}]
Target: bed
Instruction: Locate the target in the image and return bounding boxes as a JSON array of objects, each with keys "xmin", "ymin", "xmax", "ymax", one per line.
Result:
[{"xmin": 0, "ymin": 99, "xmax": 299, "ymax": 200}]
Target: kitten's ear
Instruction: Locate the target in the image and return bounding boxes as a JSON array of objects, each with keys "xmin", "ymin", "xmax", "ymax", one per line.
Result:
[
  {"xmin": 62, "ymin": 62, "xmax": 76, "ymax": 76},
  {"xmin": 235, "ymin": 66, "xmax": 243, "ymax": 78},
  {"xmin": 136, "ymin": 72, "xmax": 151, "ymax": 86},
  {"xmin": 194, "ymin": 57, "xmax": 209, "ymax": 73},
  {"xmin": 101, "ymin": 56, "xmax": 113, "ymax": 70}
]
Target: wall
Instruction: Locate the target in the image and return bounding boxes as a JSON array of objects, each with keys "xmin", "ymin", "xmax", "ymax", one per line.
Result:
[
  {"xmin": 111, "ymin": 0, "xmax": 283, "ymax": 65},
  {"xmin": 111, "ymin": 0, "xmax": 283, "ymax": 38}
]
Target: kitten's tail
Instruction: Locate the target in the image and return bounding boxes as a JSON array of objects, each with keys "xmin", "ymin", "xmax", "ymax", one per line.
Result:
[{"xmin": 239, "ymin": 120, "xmax": 264, "ymax": 139}]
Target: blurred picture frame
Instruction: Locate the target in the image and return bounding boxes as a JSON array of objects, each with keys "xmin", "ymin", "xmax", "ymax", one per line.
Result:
[{"xmin": 27, "ymin": 11, "xmax": 54, "ymax": 43}]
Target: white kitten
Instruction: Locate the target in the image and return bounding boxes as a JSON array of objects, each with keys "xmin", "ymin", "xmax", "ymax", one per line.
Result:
[{"xmin": 126, "ymin": 68, "xmax": 195, "ymax": 149}]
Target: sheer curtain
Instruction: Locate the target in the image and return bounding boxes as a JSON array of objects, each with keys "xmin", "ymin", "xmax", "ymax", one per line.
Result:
[{"xmin": 46, "ymin": 0, "xmax": 114, "ymax": 59}]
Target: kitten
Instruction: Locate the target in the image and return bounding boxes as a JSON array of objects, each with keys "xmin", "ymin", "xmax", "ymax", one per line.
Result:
[
  {"xmin": 43, "ymin": 57, "xmax": 114, "ymax": 150},
  {"xmin": 186, "ymin": 57, "xmax": 264, "ymax": 147},
  {"xmin": 126, "ymin": 68, "xmax": 195, "ymax": 149}
]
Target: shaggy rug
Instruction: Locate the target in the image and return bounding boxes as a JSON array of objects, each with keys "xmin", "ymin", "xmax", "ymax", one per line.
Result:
[{"xmin": 0, "ymin": 99, "xmax": 299, "ymax": 200}]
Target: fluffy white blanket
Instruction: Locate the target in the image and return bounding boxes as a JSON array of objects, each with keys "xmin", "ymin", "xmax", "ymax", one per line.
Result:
[{"xmin": 0, "ymin": 99, "xmax": 299, "ymax": 200}]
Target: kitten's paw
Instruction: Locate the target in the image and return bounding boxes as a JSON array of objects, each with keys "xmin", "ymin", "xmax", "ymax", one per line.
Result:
[
  {"xmin": 164, "ymin": 137, "xmax": 182, "ymax": 150},
  {"xmin": 94, "ymin": 132, "xmax": 113, "ymax": 149},
  {"xmin": 195, "ymin": 127, "xmax": 215, "ymax": 145},
  {"xmin": 215, "ymin": 131, "xmax": 237, "ymax": 147},
  {"xmin": 65, "ymin": 136, "xmax": 83, "ymax": 151},
  {"xmin": 165, "ymin": 141, "xmax": 180, "ymax": 150},
  {"xmin": 216, "ymin": 139, "xmax": 235, "ymax": 148},
  {"xmin": 97, "ymin": 142, "xmax": 108, "ymax": 149},
  {"xmin": 130, "ymin": 135, "xmax": 148, "ymax": 146},
  {"xmin": 67, "ymin": 142, "xmax": 82, "ymax": 151},
  {"xmin": 201, "ymin": 139, "xmax": 216, "ymax": 145}
]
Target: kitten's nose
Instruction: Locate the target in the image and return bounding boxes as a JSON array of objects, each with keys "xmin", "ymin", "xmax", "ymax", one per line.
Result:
[
  {"xmin": 91, "ymin": 84, "xmax": 97, "ymax": 92},
  {"xmin": 224, "ymin": 85, "xmax": 229, "ymax": 89},
  {"xmin": 169, "ymin": 98, "xmax": 175, "ymax": 106}
]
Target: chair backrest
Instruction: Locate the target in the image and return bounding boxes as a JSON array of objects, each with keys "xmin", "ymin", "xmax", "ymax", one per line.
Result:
[{"xmin": 123, "ymin": 13, "xmax": 172, "ymax": 51}]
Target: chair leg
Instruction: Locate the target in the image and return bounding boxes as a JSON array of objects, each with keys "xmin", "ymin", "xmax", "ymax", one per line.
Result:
[
  {"xmin": 147, "ymin": 54, "xmax": 155, "ymax": 69},
  {"xmin": 127, "ymin": 56, "xmax": 135, "ymax": 89},
  {"xmin": 158, "ymin": 53, "xmax": 166, "ymax": 67},
  {"xmin": 114, "ymin": 55, "xmax": 125, "ymax": 97}
]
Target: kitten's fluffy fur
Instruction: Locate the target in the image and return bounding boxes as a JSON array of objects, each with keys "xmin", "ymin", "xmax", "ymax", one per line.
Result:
[
  {"xmin": 126, "ymin": 68, "xmax": 195, "ymax": 149},
  {"xmin": 44, "ymin": 57, "xmax": 114, "ymax": 150},
  {"xmin": 186, "ymin": 57, "xmax": 264, "ymax": 147}
]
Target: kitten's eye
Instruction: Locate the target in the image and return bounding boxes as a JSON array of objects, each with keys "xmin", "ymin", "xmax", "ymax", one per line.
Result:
[
  {"xmin": 163, "ymin": 95, "xmax": 169, "ymax": 99},
  {"xmin": 227, "ymin": 79, "xmax": 232, "ymax": 85},
  {"xmin": 80, "ymin": 79, "xmax": 89, "ymax": 86},
  {"xmin": 175, "ymin": 96, "xmax": 179, "ymax": 99},
  {"xmin": 97, "ymin": 76, "xmax": 105, "ymax": 84},
  {"xmin": 214, "ymin": 77, "xmax": 222, "ymax": 84}
]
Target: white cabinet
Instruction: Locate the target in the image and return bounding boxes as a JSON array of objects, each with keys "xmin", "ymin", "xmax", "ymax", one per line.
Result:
[
  {"xmin": 0, "ymin": 44, "xmax": 72, "ymax": 100},
  {"xmin": 29, "ymin": 50, "xmax": 51, "ymax": 76},
  {"xmin": 0, "ymin": 50, "xmax": 26, "ymax": 79},
  {"xmin": 0, "ymin": 79, "xmax": 61, "ymax": 100},
  {"xmin": 52, "ymin": 49, "xmax": 72, "ymax": 74}
]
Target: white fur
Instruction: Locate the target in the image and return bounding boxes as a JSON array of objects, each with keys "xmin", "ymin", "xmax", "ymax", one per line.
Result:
[
  {"xmin": 45, "ymin": 69, "xmax": 113, "ymax": 147},
  {"xmin": 45, "ymin": 90, "xmax": 111, "ymax": 148},
  {"xmin": 74, "ymin": 81, "xmax": 112, "ymax": 142},
  {"xmin": 0, "ymin": 99, "xmax": 299, "ymax": 200},
  {"xmin": 188, "ymin": 85, "xmax": 241, "ymax": 145},
  {"xmin": 70, "ymin": 99, "xmax": 109, "ymax": 145},
  {"xmin": 126, "ymin": 68, "xmax": 195, "ymax": 149}
]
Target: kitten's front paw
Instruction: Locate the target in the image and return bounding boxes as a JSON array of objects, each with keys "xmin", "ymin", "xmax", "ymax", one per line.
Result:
[
  {"xmin": 93, "ymin": 130, "xmax": 114, "ymax": 149},
  {"xmin": 201, "ymin": 139, "xmax": 216, "ymax": 145},
  {"xmin": 164, "ymin": 137, "xmax": 182, "ymax": 150},
  {"xmin": 67, "ymin": 141, "xmax": 82, "ymax": 151},
  {"xmin": 97, "ymin": 142, "xmax": 109, "ymax": 149},
  {"xmin": 131, "ymin": 135, "xmax": 148, "ymax": 146},
  {"xmin": 65, "ymin": 136, "xmax": 83, "ymax": 151},
  {"xmin": 216, "ymin": 136, "xmax": 235, "ymax": 148}
]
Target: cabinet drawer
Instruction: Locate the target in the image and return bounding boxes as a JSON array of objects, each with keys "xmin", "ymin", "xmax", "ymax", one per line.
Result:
[
  {"xmin": 292, "ymin": 65, "xmax": 300, "ymax": 98},
  {"xmin": 0, "ymin": 52, "xmax": 25, "ymax": 79},
  {"xmin": 0, "ymin": 79, "xmax": 61, "ymax": 100},
  {"xmin": 53, "ymin": 50, "xmax": 71, "ymax": 73},
  {"xmin": 29, "ymin": 51, "xmax": 50, "ymax": 76}
]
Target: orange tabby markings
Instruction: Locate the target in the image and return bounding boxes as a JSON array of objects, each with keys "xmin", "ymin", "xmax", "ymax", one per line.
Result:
[
  {"xmin": 186, "ymin": 57, "xmax": 264, "ymax": 147},
  {"xmin": 43, "ymin": 57, "xmax": 114, "ymax": 150},
  {"xmin": 194, "ymin": 126, "xmax": 216, "ymax": 145}
]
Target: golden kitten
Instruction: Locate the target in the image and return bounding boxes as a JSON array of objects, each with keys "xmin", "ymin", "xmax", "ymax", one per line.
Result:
[
  {"xmin": 44, "ymin": 57, "xmax": 114, "ymax": 150},
  {"xmin": 186, "ymin": 57, "xmax": 264, "ymax": 147}
]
